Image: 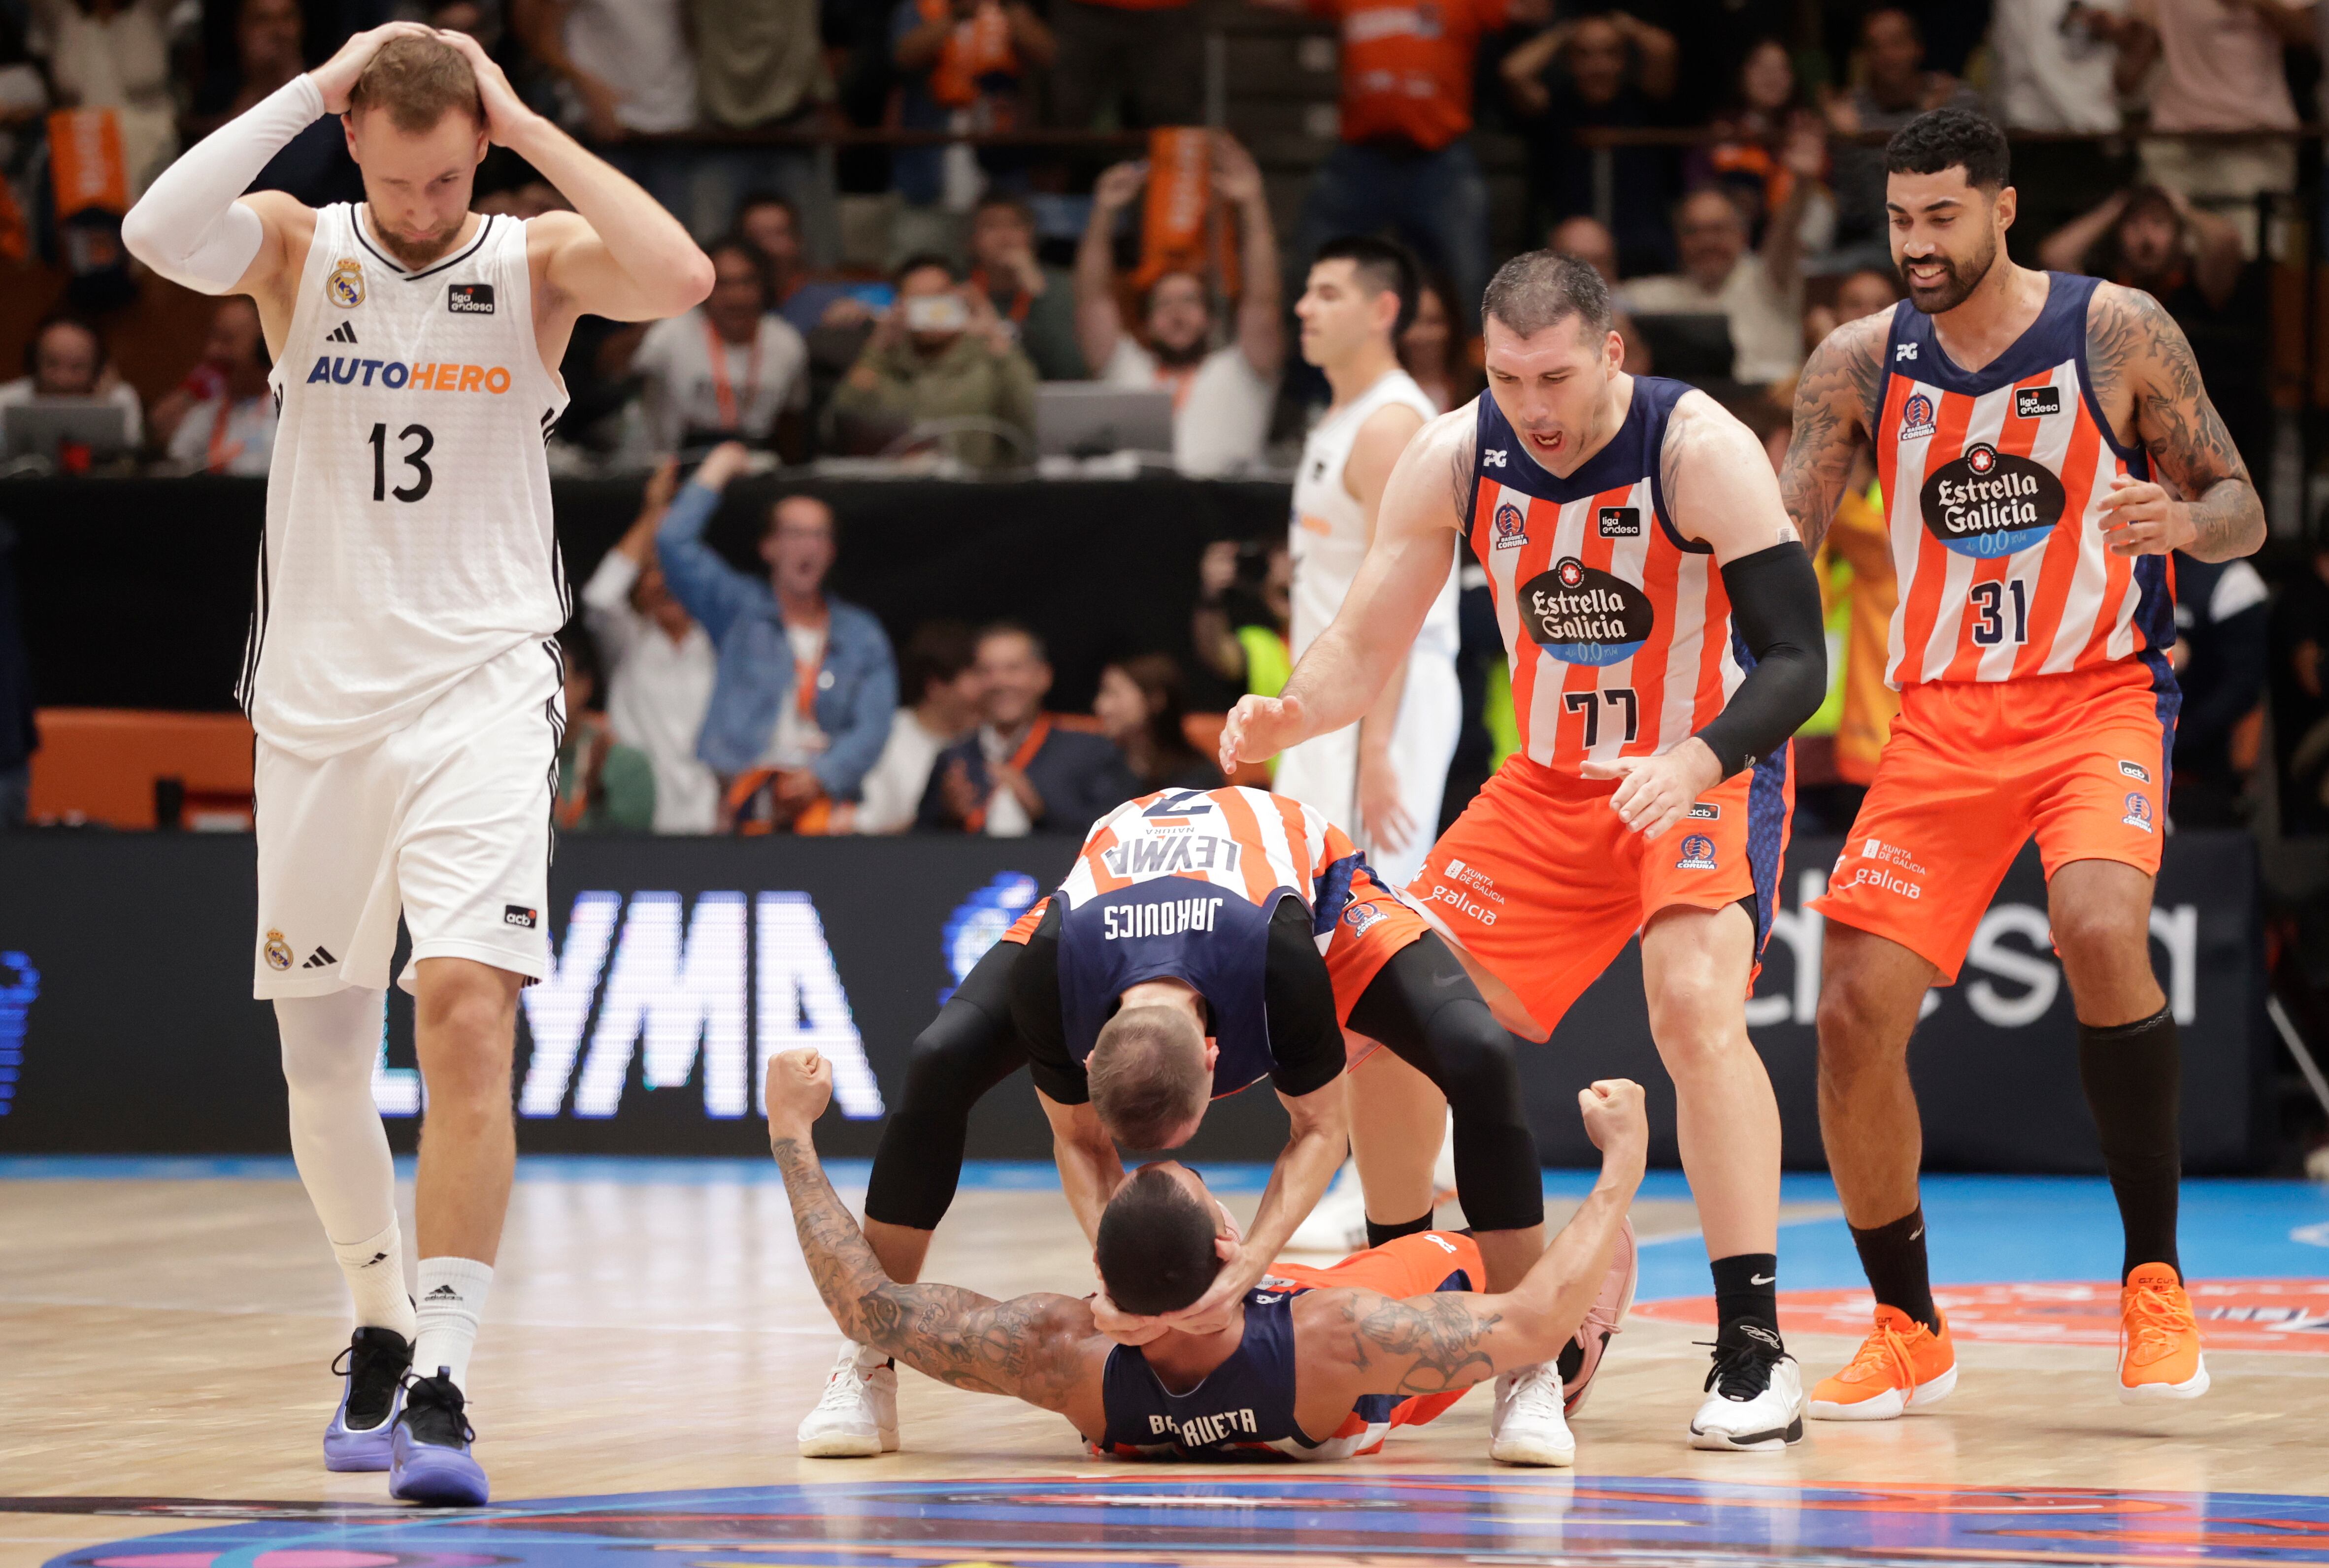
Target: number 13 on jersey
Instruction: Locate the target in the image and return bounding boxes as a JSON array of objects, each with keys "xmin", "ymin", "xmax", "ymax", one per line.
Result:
[{"xmin": 367, "ymin": 422, "xmax": 434, "ymax": 503}]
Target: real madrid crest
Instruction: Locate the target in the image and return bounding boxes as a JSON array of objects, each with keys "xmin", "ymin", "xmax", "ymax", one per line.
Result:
[
  {"xmin": 328, "ymin": 259, "xmax": 365, "ymax": 308},
  {"xmin": 264, "ymin": 929, "xmax": 294, "ymax": 971}
]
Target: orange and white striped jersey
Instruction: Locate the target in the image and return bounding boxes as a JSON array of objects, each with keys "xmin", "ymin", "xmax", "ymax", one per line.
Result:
[
  {"xmin": 1873, "ymin": 272, "xmax": 2177, "ymax": 689},
  {"xmin": 1468, "ymin": 376, "xmax": 1745, "ymax": 776}
]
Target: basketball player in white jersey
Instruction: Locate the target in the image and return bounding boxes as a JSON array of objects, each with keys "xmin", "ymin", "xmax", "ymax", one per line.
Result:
[
  {"xmin": 122, "ymin": 25, "xmax": 713, "ymax": 1504},
  {"xmin": 1273, "ymin": 237, "xmax": 1464, "ymax": 1258}
]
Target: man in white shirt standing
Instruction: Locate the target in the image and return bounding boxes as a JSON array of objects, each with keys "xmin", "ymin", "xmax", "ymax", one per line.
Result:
[
  {"xmin": 1074, "ymin": 134, "xmax": 1283, "ymax": 477},
  {"xmin": 846, "ymin": 619, "xmax": 982, "ymax": 833},
  {"xmin": 627, "ymin": 238, "xmax": 810, "ymax": 457},
  {"xmin": 581, "ymin": 458, "xmax": 719, "ymax": 832}
]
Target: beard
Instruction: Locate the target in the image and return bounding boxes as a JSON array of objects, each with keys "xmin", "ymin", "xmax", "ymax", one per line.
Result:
[
  {"xmin": 371, "ymin": 214, "xmax": 469, "ymax": 270},
  {"xmin": 1901, "ymin": 234, "xmax": 1998, "ymax": 315},
  {"xmin": 1151, "ymin": 333, "xmax": 1210, "ymax": 369}
]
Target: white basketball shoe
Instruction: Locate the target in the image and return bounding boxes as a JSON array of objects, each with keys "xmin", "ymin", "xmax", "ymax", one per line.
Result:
[
  {"xmin": 1489, "ymin": 1362, "xmax": 1576, "ymax": 1466},
  {"xmin": 1689, "ymin": 1325, "xmax": 1806, "ymax": 1451},
  {"xmin": 797, "ymin": 1341, "xmax": 898, "ymax": 1457}
]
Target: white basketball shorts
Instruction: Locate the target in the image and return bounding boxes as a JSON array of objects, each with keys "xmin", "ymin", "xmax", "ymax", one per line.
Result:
[{"xmin": 253, "ymin": 639, "xmax": 564, "ymax": 999}]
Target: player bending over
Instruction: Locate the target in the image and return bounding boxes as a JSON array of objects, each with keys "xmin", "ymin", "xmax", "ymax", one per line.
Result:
[
  {"xmin": 769, "ymin": 1048, "xmax": 1645, "ymax": 1462},
  {"xmin": 799, "ymin": 785, "xmax": 1620, "ymax": 1469},
  {"xmin": 1224, "ymin": 253, "xmax": 1827, "ymax": 1450},
  {"xmin": 121, "ymin": 24, "xmax": 713, "ymax": 1504},
  {"xmin": 1782, "ymin": 109, "xmax": 2263, "ymax": 1416}
]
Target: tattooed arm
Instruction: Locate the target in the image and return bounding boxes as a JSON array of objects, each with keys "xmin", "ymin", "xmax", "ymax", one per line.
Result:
[
  {"xmin": 2086, "ymin": 282, "xmax": 2265, "ymax": 564},
  {"xmin": 765, "ymin": 1050, "xmax": 1107, "ymax": 1426},
  {"xmin": 1290, "ymin": 1081, "xmax": 1647, "ymax": 1429},
  {"xmin": 1780, "ymin": 311, "xmax": 1889, "ymax": 555}
]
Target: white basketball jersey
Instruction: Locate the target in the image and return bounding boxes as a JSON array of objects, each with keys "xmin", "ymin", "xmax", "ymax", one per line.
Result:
[
  {"xmin": 245, "ymin": 203, "xmax": 571, "ymax": 759},
  {"xmin": 1288, "ymin": 368, "xmax": 1457, "ymax": 665}
]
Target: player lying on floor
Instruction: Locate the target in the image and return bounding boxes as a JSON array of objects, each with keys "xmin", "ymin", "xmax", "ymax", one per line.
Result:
[
  {"xmin": 806, "ymin": 785, "xmax": 1598, "ymax": 1466},
  {"xmin": 766, "ymin": 1048, "xmax": 1645, "ymax": 1463}
]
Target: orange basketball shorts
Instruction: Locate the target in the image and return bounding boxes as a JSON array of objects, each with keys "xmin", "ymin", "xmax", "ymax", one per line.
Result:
[
  {"xmin": 1265, "ymin": 1230, "xmax": 1485, "ymax": 1444},
  {"xmin": 1810, "ymin": 659, "xmax": 2176, "ymax": 982},
  {"xmin": 1404, "ymin": 750, "xmax": 1794, "ymax": 1036}
]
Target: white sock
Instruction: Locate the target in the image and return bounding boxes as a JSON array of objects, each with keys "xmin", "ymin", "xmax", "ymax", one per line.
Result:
[
  {"xmin": 331, "ymin": 1217, "xmax": 417, "ymax": 1342},
  {"xmin": 413, "ymin": 1256, "xmax": 494, "ymax": 1392}
]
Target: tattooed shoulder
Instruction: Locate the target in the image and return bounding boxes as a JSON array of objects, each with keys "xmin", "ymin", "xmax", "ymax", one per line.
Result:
[{"xmin": 1796, "ymin": 310, "xmax": 1890, "ymax": 434}]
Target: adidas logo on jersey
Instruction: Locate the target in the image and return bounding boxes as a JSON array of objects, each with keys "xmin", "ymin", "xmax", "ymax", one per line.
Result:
[
  {"xmin": 327, "ymin": 323, "xmax": 359, "ymax": 345},
  {"xmin": 304, "ymin": 357, "xmax": 512, "ymax": 394},
  {"xmin": 300, "ymin": 945, "xmax": 338, "ymax": 970}
]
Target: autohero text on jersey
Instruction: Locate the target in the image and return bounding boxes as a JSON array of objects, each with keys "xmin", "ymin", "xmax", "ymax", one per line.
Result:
[
  {"xmin": 1102, "ymin": 896, "xmax": 1229, "ymax": 940},
  {"xmin": 304, "ymin": 357, "xmax": 514, "ymax": 394}
]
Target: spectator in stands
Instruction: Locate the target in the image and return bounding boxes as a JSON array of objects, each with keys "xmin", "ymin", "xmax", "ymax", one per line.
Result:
[
  {"xmin": 736, "ymin": 191, "xmax": 870, "ymax": 338},
  {"xmin": 582, "ymin": 459, "xmax": 721, "ymax": 834},
  {"xmin": 2273, "ymin": 544, "xmax": 2329, "ymax": 835},
  {"xmin": 658, "ymin": 442, "xmax": 898, "ymax": 829},
  {"xmin": 1548, "ymin": 214, "xmax": 1653, "ymax": 373},
  {"xmin": 1801, "ymin": 265, "xmax": 1901, "ymax": 356},
  {"xmin": 1695, "ymin": 39, "xmax": 1834, "ymax": 259},
  {"xmin": 1076, "ymin": 140, "xmax": 1284, "ymax": 476},
  {"xmin": 1267, "ymin": 0, "xmax": 1517, "ymax": 330},
  {"xmin": 0, "ymin": 514, "xmax": 30, "ymax": 829},
  {"xmin": 1988, "ymin": 0, "xmax": 2139, "ymax": 243},
  {"xmin": 1095, "ymin": 653, "xmax": 1223, "ymax": 794},
  {"xmin": 2118, "ymin": 0, "xmax": 2314, "ymax": 258},
  {"xmin": 920, "ymin": 621, "xmax": 1137, "ymax": 834},
  {"xmin": 690, "ymin": 0, "xmax": 836, "ymax": 250},
  {"xmin": 554, "ymin": 622, "xmax": 659, "ymax": 833},
  {"xmin": 849, "ymin": 618, "xmax": 984, "ymax": 834},
  {"xmin": 970, "ymin": 194, "xmax": 1084, "ymax": 380},
  {"xmin": 513, "ymin": 0, "xmax": 698, "ymax": 218},
  {"xmin": 2170, "ymin": 551, "xmax": 2272, "ymax": 827},
  {"xmin": 1623, "ymin": 146, "xmax": 1821, "ymax": 387},
  {"xmin": 189, "ymin": 0, "xmax": 360, "ymax": 206},
  {"xmin": 891, "ymin": 0, "xmax": 1056, "ymax": 209},
  {"xmin": 1192, "ymin": 536, "xmax": 1292, "ymax": 698},
  {"xmin": 830, "ymin": 254, "xmax": 1039, "ymax": 469},
  {"xmin": 155, "ymin": 296, "xmax": 275, "ymax": 476},
  {"xmin": 0, "ymin": 314, "xmax": 144, "ymax": 447},
  {"xmin": 1050, "ymin": 0, "xmax": 1200, "ymax": 129},
  {"xmin": 0, "ymin": 13, "xmax": 48, "ymax": 263},
  {"xmin": 1504, "ymin": 11, "xmax": 1679, "ymax": 280},
  {"xmin": 1398, "ymin": 273, "xmax": 1480, "ymax": 415},
  {"xmin": 1822, "ymin": 8, "xmax": 1982, "ymax": 266},
  {"xmin": 28, "ymin": 0, "xmax": 176, "ymax": 196},
  {"xmin": 622, "ymin": 238, "xmax": 812, "ymax": 459}
]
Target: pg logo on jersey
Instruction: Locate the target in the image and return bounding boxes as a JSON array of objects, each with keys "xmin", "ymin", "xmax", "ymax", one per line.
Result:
[{"xmin": 327, "ymin": 259, "xmax": 365, "ymax": 308}]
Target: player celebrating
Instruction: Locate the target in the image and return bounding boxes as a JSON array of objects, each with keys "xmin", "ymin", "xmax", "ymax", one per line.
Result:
[
  {"xmin": 1781, "ymin": 110, "xmax": 2262, "ymax": 1416},
  {"xmin": 798, "ymin": 785, "xmax": 1618, "ymax": 1469},
  {"xmin": 121, "ymin": 26, "xmax": 712, "ymax": 1504},
  {"xmin": 1223, "ymin": 251, "xmax": 1828, "ymax": 1450},
  {"xmin": 769, "ymin": 1048, "xmax": 1646, "ymax": 1462}
]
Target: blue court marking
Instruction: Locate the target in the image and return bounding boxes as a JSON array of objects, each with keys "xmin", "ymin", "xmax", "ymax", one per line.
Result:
[{"xmin": 38, "ymin": 1475, "xmax": 2329, "ymax": 1568}]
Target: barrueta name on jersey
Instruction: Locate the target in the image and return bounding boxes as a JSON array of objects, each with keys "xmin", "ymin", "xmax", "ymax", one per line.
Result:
[
  {"xmin": 1875, "ymin": 272, "xmax": 2175, "ymax": 688},
  {"xmin": 1469, "ymin": 377, "xmax": 1743, "ymax": 775}
]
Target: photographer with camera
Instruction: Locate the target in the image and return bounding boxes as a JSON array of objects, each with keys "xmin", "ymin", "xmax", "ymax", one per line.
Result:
[{"xmin": 828, "ymin": 253, "xmax": 1038, "ymax": 470}]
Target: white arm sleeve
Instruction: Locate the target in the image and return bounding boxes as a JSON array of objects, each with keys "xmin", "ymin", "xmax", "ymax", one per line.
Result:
[{"xmin": 121, "ymin": 74, "xmax": 325, "ymax": 294}]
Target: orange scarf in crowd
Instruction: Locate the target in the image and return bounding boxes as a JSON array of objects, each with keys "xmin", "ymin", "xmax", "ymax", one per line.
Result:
[
  {"xmin": 964, "ymin": 716, "xmax": 1052, "ymax": 833},
  {"xmin": 920, "ymin": 0, "xmax": 1018, "ymax": 108}
]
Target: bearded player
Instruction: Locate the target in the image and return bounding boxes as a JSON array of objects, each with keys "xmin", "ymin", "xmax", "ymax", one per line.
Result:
[
  {"xmin": 1782, "ymin": 109, "xmax": 2261, "ymax": 1418},
  {"xmin": 122, "ymin": 25, "xmax": 713, "ymax": 1503},
  {"xmin": 1224, "ymin": 251, "xmax": 1828, "ymax": 1450}
]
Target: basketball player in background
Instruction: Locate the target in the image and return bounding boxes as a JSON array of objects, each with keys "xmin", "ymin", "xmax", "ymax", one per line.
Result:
[
  {"xmin": 122, "ymin": 24, "xmax": 712, "ymax": 1504},
  {"xmin": 1271, "ymin": 236, "xmax": 1464, "ymax": 1259},
  {"xmin": 1782, "ymin": 109, "xmax": 2262, "ymax": 1418},
  {"xmin": 1224, "ymin": 251, "xmax": 1829, "ymax": 1450}
]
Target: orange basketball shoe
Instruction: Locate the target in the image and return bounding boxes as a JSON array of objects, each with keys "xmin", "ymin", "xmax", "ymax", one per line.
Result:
[
  {"xmin": 1806, "ymin": 1306, "xmax": 1956, "ymax": 1421},
  {"xmin": 2118, "ymin": 1263, "xmax": 2208, "ymax": 1403}
]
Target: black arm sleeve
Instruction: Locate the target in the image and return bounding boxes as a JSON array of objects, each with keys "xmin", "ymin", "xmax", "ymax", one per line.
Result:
[
  {"xmin": 1690, "ymin": 541, "xmax": 1829, "ymax": 779},
  {"xmin": 1009, "ymin": 901, "xmax": 1086, "ymax": 1105},
  {"xmin": 1262, "ymin": 897, "xmax": 1347, "ymax": 1100}
]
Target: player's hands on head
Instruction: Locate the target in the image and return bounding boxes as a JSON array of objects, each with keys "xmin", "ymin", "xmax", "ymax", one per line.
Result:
[
  {"xmin": 1219, "ymin": 692, "xmax": 1306, "ymax": 773},
  {"xmin": 2096, "ymin": 473, "xmax": 2194, "ymax": 558},
  {"xmin": 1088, "ymin": 1288, "xmax": 1173, "ymax": 1346},
  {"xmin": 433, "ymin": 28, "xmax": 536, "ymax": 146},
  {"xmin": 1580, "ymin": 738, "xmax": 1722, "ymax": 840},
  {"xmin": 692, "ymin": 441, "xmax": 754, "ymax": 493},
  {"xmin": 310, "ymin": 21, "xmax": 438, "ymax": 115},
  {"xmin": 1577, "ymin": 1078, "xmax": 1648, "ymax": 1171},
  {"xmin": 1092, "ymin": 1230, "xmax": 1248, "ymax": 1343},
  {"xmin": 765, "ymin": 1047, "xmax": 833, "ymax": 1139}
]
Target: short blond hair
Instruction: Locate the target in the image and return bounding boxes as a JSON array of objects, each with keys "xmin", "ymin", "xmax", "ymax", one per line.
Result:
[
  {"xmin": 348, "ymin": 35, "xmax": 482, "ymax": 134},
  {"xmin": 1088, "ymin": 1006, "xmax": 1209, "ymax": 1149}
]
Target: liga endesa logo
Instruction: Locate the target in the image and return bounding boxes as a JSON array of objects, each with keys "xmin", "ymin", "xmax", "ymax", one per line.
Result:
[{"xmin": 303, "ymin": 356, "xmax": 514, "ymax": 394}]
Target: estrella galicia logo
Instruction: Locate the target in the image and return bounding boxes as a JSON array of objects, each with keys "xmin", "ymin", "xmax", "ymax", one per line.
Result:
[
  {"xmin": 1919, "ymin": 441, "xmax": 2064, "ymax": 558},
  {"xmin": 448, "ymin": 282, "xmax": 496, "ymax": 314},
  {"xmin": 1597, "ymin": 506, "xmax": 1642, "ymax": 539},
  {"xmin": 1491, "ymin": 499, "xmax": 1528, "ymax": 550},
  {"xmin": 2015, "ymin": 385, "xmax": 2062, "ymax": 419},
  {"xmin": 1899, "ymin": 392, "xmax": 1935, "ymax": 441},
  {"xmin": 1519, "ymin": 557, "xmax": 1654, "ymax": 666},
  {"xmin": 938, "ymin": 871, "xmax": 1042, "ymax": 1005},
  {"xmin": 1677, "ymin": 834, "xmax": 1718, "ymax": 870},
  {"xmin": 2121, "ymin": 792, "xmax": 2153, "ymax": 833}
]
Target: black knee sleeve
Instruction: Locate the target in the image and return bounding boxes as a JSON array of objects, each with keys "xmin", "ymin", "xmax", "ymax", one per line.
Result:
[
  {"xmin": 861, "ymin": 945, "xmax": 1030, "ymax": 1231},
  {"xmin": 1348, "ymin": 935, "xmax": 1545, "ymax": 1234}
]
